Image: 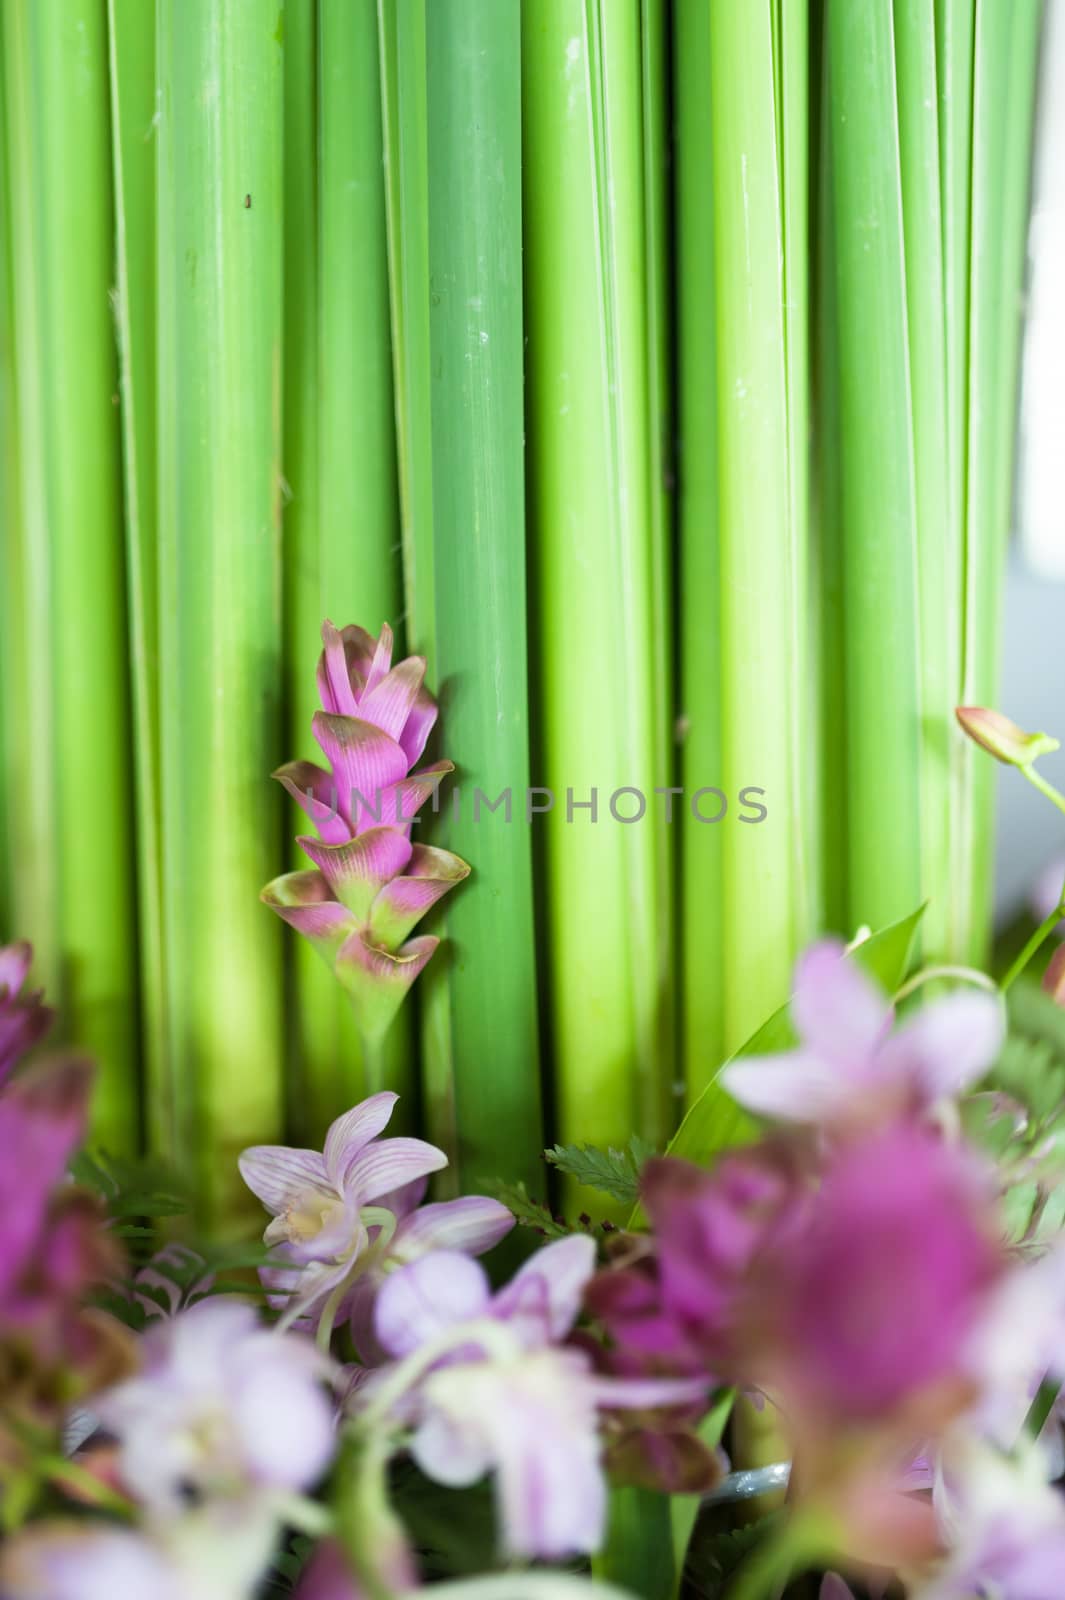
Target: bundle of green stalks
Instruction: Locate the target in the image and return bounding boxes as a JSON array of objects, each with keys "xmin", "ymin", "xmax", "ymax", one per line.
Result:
[{"xmin": 0, "ymin": 0, "xmax": 1042, "ymax": 1218}]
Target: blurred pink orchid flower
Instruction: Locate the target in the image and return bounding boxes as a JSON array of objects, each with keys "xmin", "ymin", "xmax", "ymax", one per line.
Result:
[
  {"xmin": 721, "ymin": 940, "xmax": 1004, "ymax": 1127},
  {"xmin": 359, "ymin": 1235, "xmax": 708, "ymax": 1559}
]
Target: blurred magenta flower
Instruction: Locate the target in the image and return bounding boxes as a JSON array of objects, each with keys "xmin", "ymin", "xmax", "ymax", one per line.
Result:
[
  {"xmin": 742, "ymin": 1123, "xmax": 1004, "ymax": 1428},
  {"xmin": 239, "ymin": 1090, "xmax": 509, "ymax": 1333},
  {"xmin": 586, "ymin": 1146, "xmax": 803, "ymax": 1378},
  {"xmin": 94, "ymin": 1298, "xmax": 336, "ymax": 1515},
  {"xmin": 362, "ymin": 1236, "xmax": 707, "ymax": 1558},
  {"xmin": 0, "ymin": 942, "xmax": 52, "ymax": 1087},
  {"xmin": 263, "ymin": 622, "xmax": 469, "ymax": 1040},
  {"xmin": 721, "ymin": 940, "xmax": 1003, "ymax": 1127}
]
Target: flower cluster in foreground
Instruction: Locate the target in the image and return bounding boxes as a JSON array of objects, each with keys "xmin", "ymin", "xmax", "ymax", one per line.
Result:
[{"xmin": 9, "ymin": 697, "xmax": 1065, "ymax": 1598}]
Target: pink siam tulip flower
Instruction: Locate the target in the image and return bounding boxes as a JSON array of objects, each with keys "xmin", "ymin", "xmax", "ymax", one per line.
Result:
[
  {"xmin": 721, "ymin": 939, "xmax": 1004, "ymax": 1128},
  {"xmin": 742, "ymin": 1123, "xmax": 1004, "ymax": 1428},
  {"xmin": 586, "ymin": 1146, "xmax": 804, "ymax": 1378},
  {"xmin": 263, "ymin": 621, "xmax": 469, "ymax": 1041},
  {"xmin": 94, "ymin": 1297, "xmax": 336, "ymax": 1515},
  {"xmin": 0, "ymin": 942, "xmax": 53, "ymax": 1087},
  {"xmin": 361, "ymin": 1236, "xmax": 708, "ymax": 1559},
  {"xmin": 955, "ymin": 705, "xmax": 1060, "ymax": 767},
  {"xmin": 239, "ymin": 1091, "xmax": 511, "ymax": 1332}
]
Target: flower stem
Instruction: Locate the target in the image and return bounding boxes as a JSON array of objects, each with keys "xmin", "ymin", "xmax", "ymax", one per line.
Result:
[
  {"xmin": 1022, "ymin": 764, "xmax": 1065, "ymax": 821},
  {"xmin": 894, "ymin": 965, "xmax": 999, "ymax": 1002},
  {"xmin": 1001, "ymin": 884, "xmax": 1065, "ymax": 993},
  {"xmin": 1022, "ymin": 1375, "xmax": 1063, "ymax": 1442}
]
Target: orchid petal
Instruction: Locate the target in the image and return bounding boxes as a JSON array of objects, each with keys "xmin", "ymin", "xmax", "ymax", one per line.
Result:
[
  {"xmin": 345, "ymin": 1135, "xmax": 448, "ymax": 1204},
  {"xmin": 495, "ymin": 1234, "xmax": 597, "ymax": 1342},
  {"xmin": 237, "ymin": 1146, "xmax": 330, "ymax": 1214},
  {"xmin": 374, "ymin": 1250, "xmax": 491, "ymax": 1357},
  {"xmin": 322, "ymin": 1091, "xmax": 399, "ymax": 1187},
  {"xmin": 410, "ymin": 1408, "xmax": 494, "ymax": 1488},
  {"xmin": 393, "ymin": 1196, "xmax": 515, "ymax": 1263},
  {"xmin": 720, "ymin": 1050, "xmax": 858, "ymax": 1121},
  {"xmin": 820, "ymin": 1578, "xmax": 857, "ymax": 1600},
  {"xmin": 273, "ymin": 760, "xmax": 351, "ymax": 845},
  {"xmin": 879, "ymin": 991, "xmax": 1005, "ymax": 1101},
  {"xmin": 260, "ymin": 872, "xmax": 357, "ymax": 959},
  {"xmin": 357, "ymin": 656, "xmax": 428, "ymax": 744},
  {"xmin": 311, "ymin": 714, "xmax": 410, "ymax": 835},
  {"xmin": 317, "ymin": 620, "xmax": 361, "ymax": 717},
  {"xmin": 369, "ymin": 845, "xmax": 470, "ymax": 946},
  {"xmin": 297, "ymin": 829, "xmax": 413, "ymax": 921},
  {"xmin": 589, "ymin": 1373, "xmax": 710, "ymax": 1411},
  {"xmin": 335, "ymin": 929, "xmax": 439, "ymax": 1040},
  {"xmin": 791, "ymin": 939, "xmax": 892, "ymax": 1070}
]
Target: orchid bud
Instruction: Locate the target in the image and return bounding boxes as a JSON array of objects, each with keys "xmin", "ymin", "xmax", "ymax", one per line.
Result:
[{"xmin": 955, "ymin": 706, "xmax": 1060, "ymax": 767}]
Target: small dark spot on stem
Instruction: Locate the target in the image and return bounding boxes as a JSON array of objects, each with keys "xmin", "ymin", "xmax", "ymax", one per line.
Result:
[{"xmin": 244, "ymin": 193, "xmax": 252, "ymax": 209}]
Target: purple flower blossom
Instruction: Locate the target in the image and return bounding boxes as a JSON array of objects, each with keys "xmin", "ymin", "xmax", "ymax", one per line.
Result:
[
  {"xmin": 361, "ymin": 1237, "xmax": 708, "ymax": 1558},
  {"xmin": 239, "ymin": 1091, "xmax": 510, "ymax": 1332},
  {"xmin": 586, "ymin": 1146, "xmax": 803, "ymax": 1378},
  {"xmin": 0, "ymin": 942, "xmax": 52, "ymax": 1087},
  {"xmin": 94, "ymin": 1298, "xmax": 336, "ymax": 1515},
  {"xmin": 742, "ymin": 1122, "xmax": 1004, "ymax": 1427},
  {"xmin": 721, "ymin": 940, "xmax": 1004, "ymax": 1128},
  {"xmin": 264, "ymin": 622, "xmax": 469, "ymax": 1040}
]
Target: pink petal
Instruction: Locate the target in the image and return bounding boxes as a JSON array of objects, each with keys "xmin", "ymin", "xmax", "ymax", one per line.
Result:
[
  {"xmin": 791, "ymin": 940, "xmax": 893, "ymax": 1070},
  {"xmin": 357, "ymin": 656, "xmax": 428, "ymax": 744},
  {"xmin": 369, "ymin": 846, "xmax": 470, "ymax": 946},
  {"xmin": 237, "ymin": 1146, "xmax": 330, "ymax": 1214},
  {"xmin": 261, "ymin": 872, "xmax": 357, "ymax": 959},
  {"xmin": 312, "ymin": 714, "xmax": 409, "ymax": 834},
  {"xmin": 495, "ymin": 1235, "xmax": 597, "ymax": 1343},
  {"xmin": 322, "ymin": 1091, "xmax": 400, "ymax": 1188},
  {"xmin": 298, "ymin": 829, "xmax": 414, "ymax": 921},
  {"xmin": 316, "ymin": 622, "xmax": 378, "ymax": 707},
  {"xmin": 393, "ymin": 1196, "xmax": 515, "ymax": 1262},
  {"xmin": 720, "ymin": 1050, "xmax": 858, "ymax": 1121},
  {"xmin": 411, "ymin": 1407, "xmax": 493, "ymax": 1487},
  {"xmin": 359, "ymin": 622, "xmax": 394, "ymax": 699},
  {"xmin": 589, "ymin": 1373, "xmax": 710, "ymax": 1411},
  {"xmin": 399, "ymin": 687, "xmax": 438, "ymax": 768},
  {"xmin": 274, "ymin": 761, "xmax": 352, "ymax": 845},
  {"xmin": 0, "ymin": 941, "xmax": 31, "ymax": 996},
  {"xmin": 878, "ymin": 991, "xmax": 1005, "ymax": 1101},
  {"xmin": 317, "ymin": 620, "xmax": 361, "ymax": 717},
  {"xmin": 820, "ymin": 1579, "xmax": 856, "ymax": 1600},
  {"xmin": 377, "ymin": 759, "xmax": 455, "ymax": 832},
  {"xmin": 374, "ymin": 1250, "xmax": 491, "ymax": 1358},
  {"xmin": 334, "ymin": 929, "xmax": 440, "ymax": 1040},
  {"xmin": 345, "ymin": 1135, "xmax": 448, "ymax": 1205},
  {"xmin": 491, "ymin": 1390, "xmax": 606, "ymax": 1558}
]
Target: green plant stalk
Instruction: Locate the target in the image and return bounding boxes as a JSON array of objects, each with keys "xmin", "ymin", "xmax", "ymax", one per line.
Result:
[
  {"xmin": 828, "ymin": 0, "xmax": 923, "ymax": 936},
  {"xmin": 0, "ymin": 22, "xmax": 16, "ymax": 940},
  {"xmin": 640, "ymin": 0, "xmax": 677, "ymax": 1126},
  {"xmin": 317, "ymin": 0, "xmax": 413, "ymax": 1119},
  {"xmin": 108, "ymin": 0, "xmax": 164, "ymax": 1146},
  {"xmin": 156, "ymin": 0, "xmax": 285, "ymax": 1219},
  {"xmin": 709, "ymin": 0, "xmax": 797, "ymax": 1050},
  {"xmin": 424, "ymin": 0, "xmax": 544, "ymax": 1192},
  {"xmin": 280, "ymin": 0, "xmax": 366, "ymax": 1144},
  {"xmin": 9, "ymin": 0, "xmax": 138, "ymax": 1146},
  {"xmin": 958, "ymin": 0, "xmax": 1041, "ymax": 963},
  {"xmin": 0, "ymin": 1, "xmax": 59, "ymax": 986},
  {"xmin": 894, "ymin": 0, "xmax": 956, "ymax": 961},
  {"xmin": 377, "ymin": 0, "xmax": 455, "ymax": 1166},
  {"xmin": 674, "ymin": 0, "xmax": 724, "ymax": 1100},
  {"xmin": 523, "ymin": 0, "xmax": 670, "ymax": 1180}
]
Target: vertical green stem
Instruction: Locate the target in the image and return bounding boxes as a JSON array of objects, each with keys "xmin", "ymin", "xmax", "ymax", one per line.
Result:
[
  {"xmin": 828, "ymin": 0, "xmax": 923, "ymax": 936},
  {"xmin": 156, "ymin": 0, "xmax": 285, "ymax": 1219},
  {"xmin": 109, "ymin": 0, "xmax": 164, "ymax": 1144},
  {"xmin": 423, "ymin": 0, "xmax": 544, "ymax": 1191}
]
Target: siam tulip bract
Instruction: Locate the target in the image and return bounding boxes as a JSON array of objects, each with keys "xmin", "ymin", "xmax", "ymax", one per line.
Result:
[{"xmin": 263, "ymin": 621, "xmax": 470, "ymax": 1040}]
